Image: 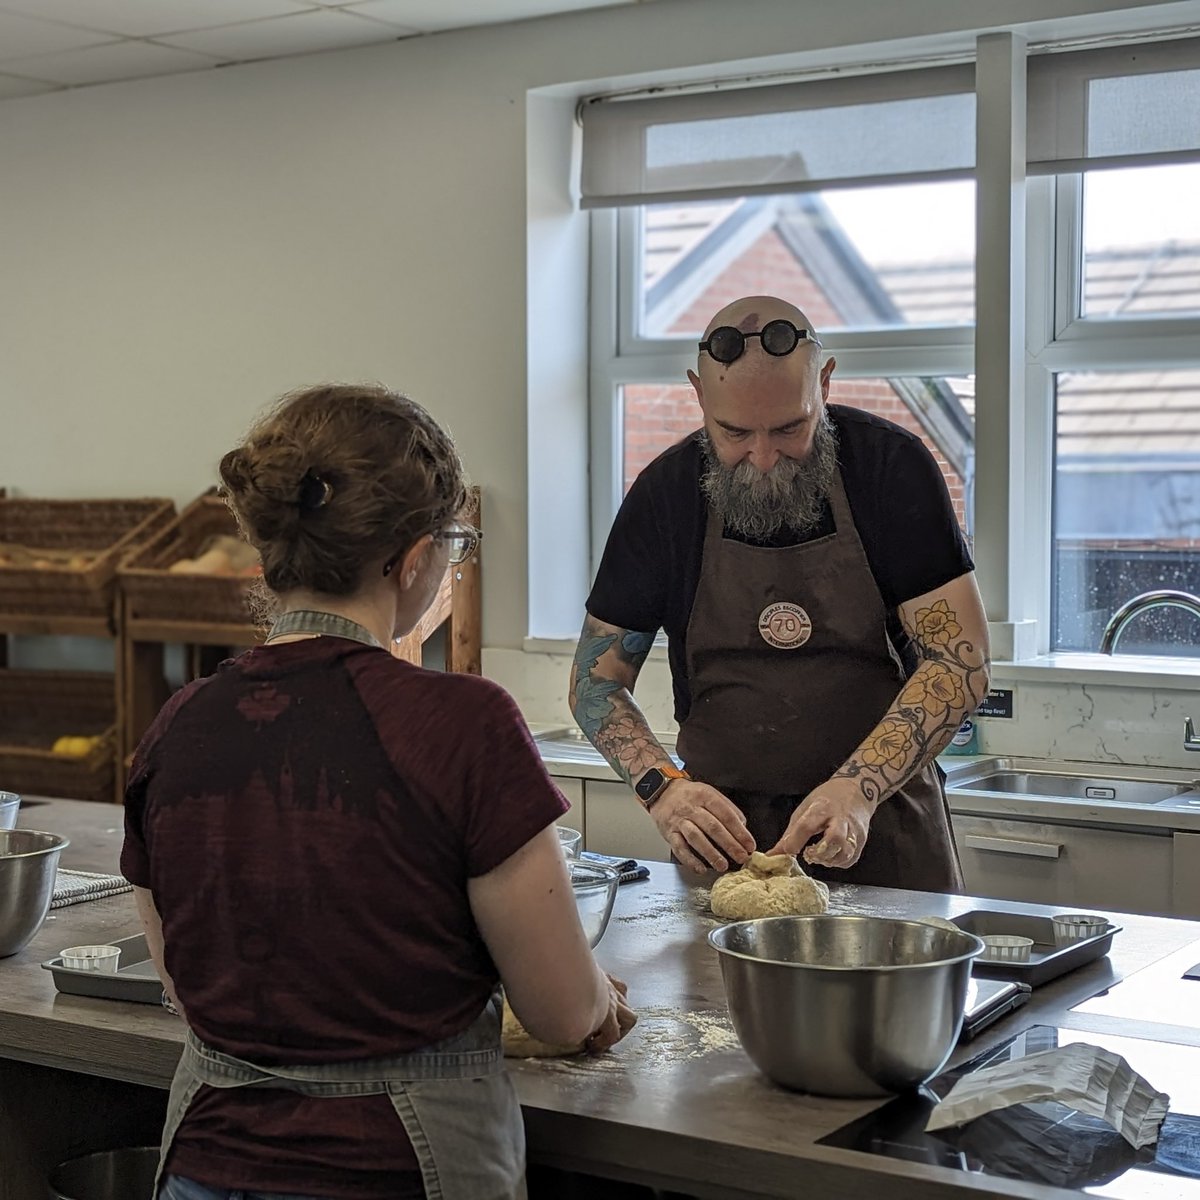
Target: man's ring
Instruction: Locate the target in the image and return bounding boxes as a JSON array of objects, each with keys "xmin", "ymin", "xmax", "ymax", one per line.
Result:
[{"xmin": 846, "ymin": 834, "xmax": 858, "ymax": 849}]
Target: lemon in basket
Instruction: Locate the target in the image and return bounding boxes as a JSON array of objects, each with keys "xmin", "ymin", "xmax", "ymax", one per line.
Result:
[{"xmin": 51, "ymin": 735, "xmax": 102, "ymax": 758}]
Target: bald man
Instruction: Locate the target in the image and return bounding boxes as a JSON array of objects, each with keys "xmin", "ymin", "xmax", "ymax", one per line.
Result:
[{"xmin": 568, "ymin": 296, "xmax": 990, "ymax": 892}]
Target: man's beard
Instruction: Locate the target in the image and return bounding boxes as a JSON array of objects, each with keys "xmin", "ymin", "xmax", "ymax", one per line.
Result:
[{"xmin": 700, "ymin": 410, "xmax": 839, "ymax": 541}]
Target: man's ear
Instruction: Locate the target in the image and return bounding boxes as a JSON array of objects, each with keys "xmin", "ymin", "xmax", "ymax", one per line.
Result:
[
  {"xmin": 687, "ymin": 367, "xmax": 705, "ymax": 411},
  {"xmin": 819, "ymin": 356, "xmax": 836, "ymax": 401}
]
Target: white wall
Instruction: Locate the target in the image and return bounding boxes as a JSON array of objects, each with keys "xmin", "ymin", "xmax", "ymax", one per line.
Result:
[{"xmin": 2, "ymin": 0, "xmax": 1189, "ymax": 653}]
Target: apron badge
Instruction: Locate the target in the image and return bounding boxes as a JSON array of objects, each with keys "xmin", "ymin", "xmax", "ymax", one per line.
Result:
[{"xmin": 758, "ymin": 602, "xmax": 812, "ymax": 649}]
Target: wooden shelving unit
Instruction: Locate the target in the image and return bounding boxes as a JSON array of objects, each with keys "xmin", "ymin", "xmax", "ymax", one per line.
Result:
[{"xmin": 0, "ymin": 492, "xmax": 175, "ymax": 804}]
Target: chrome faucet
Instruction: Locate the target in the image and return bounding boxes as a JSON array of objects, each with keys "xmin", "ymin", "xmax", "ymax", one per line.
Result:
[
  {"xmin": 1186, "ymin": 717, "xmax": 1200, "ymax": 753},
  {"xmin": 1099, "ymin": 589, "xmax": 1200, "ymax": 654}
]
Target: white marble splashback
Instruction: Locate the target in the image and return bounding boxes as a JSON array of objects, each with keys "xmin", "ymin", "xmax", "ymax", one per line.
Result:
[
  {"xmin": 486, "ymin": 645, "xmax": 1200, "ymax": 773},
  {"xmin": 980, "ymin": 672, "xmax": 1200, "ymax": 772}
]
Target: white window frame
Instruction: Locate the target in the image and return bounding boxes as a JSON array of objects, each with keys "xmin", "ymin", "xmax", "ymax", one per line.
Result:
[{"xmin": 588, "ymin": 45, "xmax": 1200, "ymax": 666}]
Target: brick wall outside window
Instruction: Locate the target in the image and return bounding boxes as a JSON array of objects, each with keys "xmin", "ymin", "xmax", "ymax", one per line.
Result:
[{"xmin": 623, "ymin": 226, "xmax": 969, "ymax": 529}]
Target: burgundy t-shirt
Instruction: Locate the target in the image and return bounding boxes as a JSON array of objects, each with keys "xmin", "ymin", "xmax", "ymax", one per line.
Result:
[{"xmin": 121, "ymin": 638, "xmax": 568, "ymax": 1199}]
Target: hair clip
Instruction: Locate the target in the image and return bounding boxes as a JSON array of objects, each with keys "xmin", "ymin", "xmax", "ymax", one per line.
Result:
[{"xmin": 297, "ymin": 471, "xmax": 333, "ymax": 511}]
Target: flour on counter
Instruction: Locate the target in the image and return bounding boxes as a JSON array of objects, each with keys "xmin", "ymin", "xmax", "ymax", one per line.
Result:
[
  {"xmin": 516, "ymin": 1006, "xmax": 742, "ymax": 1080},
  {"xmin": 626, "ymin": 1005, "xmax": 741, "ymax": 1065},
  {"xmin": 614, "ymin": 891, "xmax": 690, "ymax": 922},
  {"xmin": 615, "ymin": 889, "xmax": 721, "ymax": 928},
  {"xmin": 826, "ymin": 885, "xmax": 912, "ymax": 919}
]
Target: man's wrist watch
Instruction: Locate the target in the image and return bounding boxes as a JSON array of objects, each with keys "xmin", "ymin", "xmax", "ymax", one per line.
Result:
[{"xmin": 635, "ymin": 764, "xmax": 689, "ymax": 810}]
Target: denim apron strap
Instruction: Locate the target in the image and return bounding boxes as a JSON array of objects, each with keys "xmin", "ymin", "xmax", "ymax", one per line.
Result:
[{"xmin": 155, "ymin": 992, "xmax": 525, "ymax": 1200}]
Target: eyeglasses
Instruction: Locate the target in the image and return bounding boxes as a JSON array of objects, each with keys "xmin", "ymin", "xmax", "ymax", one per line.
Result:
[
  {"xmin": 382, "ymin": 521, "xmax": 482, "ymax": 577},
  {"xmin": 434, "ymin": 521, "xmax": 482, "ymax": 565},
  {"xmin": 698, "ymin": 319, "xmax": 821, "ymax": 365}
]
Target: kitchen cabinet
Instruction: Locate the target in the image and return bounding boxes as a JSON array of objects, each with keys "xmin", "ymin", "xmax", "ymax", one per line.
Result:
[
  {"xmin": 1173, "ymin": 832, "xmax": 1200, "ymax": 919},
  {"xmin": 580, "ymin": 779, "xmax": 671, "ymax": 862},
  {"xmin": 549, "ymin": 776, "xmax": 584, "ymax": 830},
  {"xmin": 952, "ymin": 813, "xmax": 1175, "ymax": 916}
]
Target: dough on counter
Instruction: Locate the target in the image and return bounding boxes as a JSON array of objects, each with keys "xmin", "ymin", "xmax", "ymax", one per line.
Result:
[
  {"xmin": 501, "ymin": 997, "xmax": 585, "ymax": 1058},
  {"xmin": 916, "ymin": 916, "xmax": 963, "ymax": 934},
  {"xmin": 710, "ymin": 851, "xmax": 830, "ymax": 920}
]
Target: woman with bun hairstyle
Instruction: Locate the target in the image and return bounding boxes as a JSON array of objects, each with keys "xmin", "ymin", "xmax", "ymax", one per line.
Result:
[{"xmin": 121, "ymin": 384, "xmax": 635, "ymax": 1200}]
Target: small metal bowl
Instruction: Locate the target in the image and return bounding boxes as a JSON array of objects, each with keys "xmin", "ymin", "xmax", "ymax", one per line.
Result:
[
  {"xmin": 570, "ymin": 860, "xmax": 619, "ymax": 948},
  {"xmin": 710, "ymin": 914, "xmax": 984, "ymax": 1097}
]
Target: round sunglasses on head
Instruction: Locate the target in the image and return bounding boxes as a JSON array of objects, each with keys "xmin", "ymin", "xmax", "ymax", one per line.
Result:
[{"xmin": 698, "ymin": 318, "xmax": 822, "ymax": 365}]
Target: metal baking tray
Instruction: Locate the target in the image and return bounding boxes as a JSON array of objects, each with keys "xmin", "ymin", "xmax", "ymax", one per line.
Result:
[
  {"xmin": 42, "ymin": 933, "xmax": 163, "ymax": 1004},
  {"xmin": 951, "ymin": 911, "xmax": 1121, "ymax": 988}
]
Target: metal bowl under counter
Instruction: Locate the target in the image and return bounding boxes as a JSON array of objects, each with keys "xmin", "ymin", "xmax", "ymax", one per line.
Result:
[
  {"xmin": 48, "ymin": 1146, "xmax": 159, "ymax": 1200},
  {"xmin": 0, "ymin": 828, "xmax": 69, "ymax": 958},
  {"xmin": 710, "ymin": 915, "xmax": 984, "ymax": 1098}
]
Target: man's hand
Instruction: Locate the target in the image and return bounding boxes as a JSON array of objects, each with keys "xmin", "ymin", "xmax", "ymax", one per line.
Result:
[
  {"xmin": 768, "ymin": 778, "xmax": 873, "ymax": 869},
  {"xmin": 648, "ymin": 780, "xmax": 755, "ymax": 873}
]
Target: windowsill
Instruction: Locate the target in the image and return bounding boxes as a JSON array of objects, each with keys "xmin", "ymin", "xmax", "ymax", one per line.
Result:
[
  {"xmin": 526, "ymin": 639, "xmax": 1200, "ymax": 690},
  {"xmin": 994, "ymin": 652, "xmax": 1200, "ymax": 691},
  {"xmin": 523, "ymin": 635, "xmax": 670, "ymax": 661}
]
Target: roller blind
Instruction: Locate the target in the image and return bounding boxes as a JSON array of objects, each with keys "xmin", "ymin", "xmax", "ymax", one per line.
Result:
[
  {"xmin": 1027, "ymin": 37, "xmax": 1200, "ymax": 175},
  {"xmin": 579, "ymin": 64, "xmax": 976, "ymax": 209}
]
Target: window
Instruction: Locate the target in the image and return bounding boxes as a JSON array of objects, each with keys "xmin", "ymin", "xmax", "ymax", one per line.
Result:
[
  {"xmin": 828, "ymin": 376, "xmax": 974, "ymax": 535},
  {"xmin": 639, "ymin": 184, "xmax": 975, "ymax": 337},
  {"xmin": 587, "ymin": 36, "xmax": 1200, "ymax": 661},
  {"xmin": 1052, "ymin": 369, "xmax": 1200, "ymax": 655},
  {"xmin": 1081, "ymin": 165, "xmax": 1200, "ymax": 320}
]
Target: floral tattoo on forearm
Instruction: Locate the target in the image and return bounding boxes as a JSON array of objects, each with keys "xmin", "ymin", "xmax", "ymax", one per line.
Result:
[
  {"xmin": 570, "ymin": 616, "xmax": 664, "ymax": 785},
  {"xmin": 833, "ymin": 598, "xmax": 990, "ymax": 806}
]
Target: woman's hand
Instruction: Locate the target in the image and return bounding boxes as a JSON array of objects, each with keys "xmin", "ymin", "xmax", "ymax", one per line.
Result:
[{"xmin": 585, "ymin": 974, "xmax": 637, "ymax": 1053}]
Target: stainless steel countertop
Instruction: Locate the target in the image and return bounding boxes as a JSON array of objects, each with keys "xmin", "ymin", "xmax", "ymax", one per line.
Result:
[{"xmin": 8, "ymin": 797, "xmax": 1200, "ymax": 1200}]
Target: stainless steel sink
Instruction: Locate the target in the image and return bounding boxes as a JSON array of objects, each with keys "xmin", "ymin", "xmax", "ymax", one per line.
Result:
[
  {"xmin": 532, "ymin": 727, "xmax": 681, "ymax": 767},
  {"xmin": 532, "ymin": 728, "xmax": 609, "ymax": 765},
  {"xmin": 948, "ymin": 764, "xmax": 1199, "ymax": 807}
]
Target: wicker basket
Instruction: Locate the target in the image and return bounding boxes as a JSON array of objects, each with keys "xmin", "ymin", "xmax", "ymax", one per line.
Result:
[
  {"xmin": 0, "ymin": 497, "xmax": 174, "ymax": 625},
  {"xmin": 0, "ymin": 670, "xmax": 116, "ymax": 803},
  {"xmin": 119, "ymin": 491, "xmax": 262, "ymax": 633}
]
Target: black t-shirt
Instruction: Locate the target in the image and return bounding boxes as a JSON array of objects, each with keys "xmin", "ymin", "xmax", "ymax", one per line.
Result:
[{"xmin": 586, "ymin": 404, "xmax": 974, "ymax": 724}]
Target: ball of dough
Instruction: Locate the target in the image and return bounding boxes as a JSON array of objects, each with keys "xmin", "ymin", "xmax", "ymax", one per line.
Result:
[
  {"xmin": 710, "ymin": 851, "xmax": 830, "ymax": 920},
  {"xmin": 501, "ymin": 997, "xmax": 585, "ymax": 1058},
  {"xmin": 916, "ymin": 916, "xmax": 963, "ymax": 934}
]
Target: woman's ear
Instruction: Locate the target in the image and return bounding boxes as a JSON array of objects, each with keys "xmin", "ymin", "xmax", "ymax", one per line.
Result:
[{"xmin": 392, "ymin": 534, "xmax": 435, "ymax": 590}]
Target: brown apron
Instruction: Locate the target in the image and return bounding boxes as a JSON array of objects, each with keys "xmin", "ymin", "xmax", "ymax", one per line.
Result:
[{"xmin": 675, "ymin": 468, "xmax": 963, "ymax": 892}]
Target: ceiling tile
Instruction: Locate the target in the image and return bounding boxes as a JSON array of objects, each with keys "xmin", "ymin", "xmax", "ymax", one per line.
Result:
[
  {"xmin": 158, "ymin": 9, "xmax": 411, "ymax": 60},
  {"xmin": 0, "ymin": 9, "xmax": 116, "ymax": 59},
  {"xmin": 342, "ymin": 0, "xmax": 633, "ymax": 32},
  {"xmin": 4, "ymin": 40, "xmax": 217, "ymax": 85},
  {"xmin": 0, "ymin": 1, "xmax": 314, "ymax": 38},
  {"xmin": 0, "ymin": 71, "xmax": 63, "ymax": 98}
]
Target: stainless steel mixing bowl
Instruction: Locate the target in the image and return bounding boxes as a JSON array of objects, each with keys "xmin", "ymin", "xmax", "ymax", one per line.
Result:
[
  {"xmin": 0, "ymin": 828, "xmax": 70, "ymax": 958},
  {"xmin": 709, "ymin": 914, "xmax": 984, "ymax": 1097}
]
